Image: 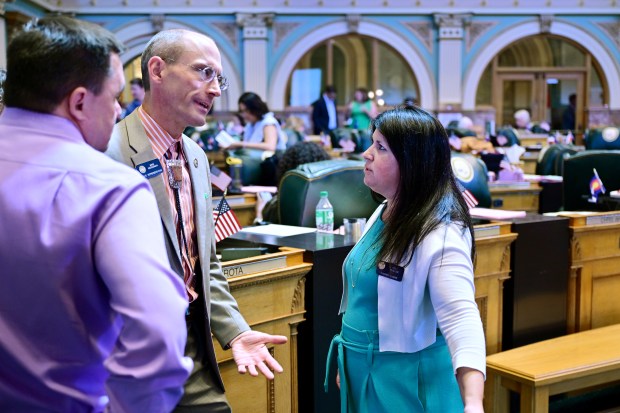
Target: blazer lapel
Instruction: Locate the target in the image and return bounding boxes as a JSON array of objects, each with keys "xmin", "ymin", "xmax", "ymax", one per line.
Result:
[
  {"xmin": 183, "ymin": 137, "xmax": 209, "ymax": 266},
  {"xmin": 124, "ymin": 112, "xmax": 182, "ymax": 265}
]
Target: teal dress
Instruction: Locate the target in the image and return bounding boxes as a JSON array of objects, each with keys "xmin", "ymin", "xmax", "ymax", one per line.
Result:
[{"xmin": 325, "ymin": 216, "xmax": 463, "ymax": 413}]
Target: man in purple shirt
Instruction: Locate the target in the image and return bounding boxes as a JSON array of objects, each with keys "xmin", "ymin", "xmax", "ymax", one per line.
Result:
[{"xmin": 0, "ymin": 16, "xmax": 192, "ymax": 412}]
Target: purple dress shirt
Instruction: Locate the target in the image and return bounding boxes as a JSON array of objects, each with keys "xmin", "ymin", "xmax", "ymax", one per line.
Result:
[{"xmin": 0, "ymin": 108, "xmax": 192, "ymax": 412}]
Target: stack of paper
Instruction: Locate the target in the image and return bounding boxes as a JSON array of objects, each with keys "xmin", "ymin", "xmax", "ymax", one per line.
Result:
[{"xmin": 470, "ymin": 207, "xmax": 526, "ymax": 220}]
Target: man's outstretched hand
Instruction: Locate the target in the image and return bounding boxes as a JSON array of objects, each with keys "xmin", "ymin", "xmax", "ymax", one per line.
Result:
[{"xmin": 230, "ymin": 330, "xmax": 287, "ymax": 379}]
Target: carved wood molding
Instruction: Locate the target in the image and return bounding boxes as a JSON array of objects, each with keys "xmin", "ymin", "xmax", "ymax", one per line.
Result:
[
  {"xmin": 500, "ymin": 243, "xmax": 511, "ymax": 272},
  {"xmin": 291, "ymin": 276, "xmax": 306, "ymax": 312},
  {"xmin": 268, "ymin": 347, "xmax": 275, "ymax": 413},
  {"xmin": 571, "ymin": 235, "xmax": 582, "ymax": 261},
  {"xmin": 476, "ymin": 296, "xmax": 488, "ymax": 336}
]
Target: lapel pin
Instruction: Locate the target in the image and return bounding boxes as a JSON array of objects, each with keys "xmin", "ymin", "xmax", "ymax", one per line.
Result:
[{"xmin": 193, "ymin": 158, "xmax": 199, "ymax": 168}]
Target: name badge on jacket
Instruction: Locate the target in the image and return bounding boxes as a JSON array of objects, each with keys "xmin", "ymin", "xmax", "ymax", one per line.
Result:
[
  {"xmin": 377, "ymin": 261, "xmax": 404, "ymax": 282},
  {"xmin": 135, "ymin": 159, "xmax": 164, "ymax": 179}
]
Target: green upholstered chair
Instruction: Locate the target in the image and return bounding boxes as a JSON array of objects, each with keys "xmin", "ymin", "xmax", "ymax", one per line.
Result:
[
  {"xmin": 277, "ymin": 159, "xmax": 381, "ymax": 228},
  {"xmin": 450, "ymin": 152, "xmax": 492, "ymax": 208},
  {"xmin": 562, "ymin": 150, "xmax": 620, "ymax": 211},
  {"xmin": 584, "ymin": 127, "xmax": 620, "ymax": 150},
  {"xmin": 535, "ymin": 144, "xmax": 578, "ymax": 176}
]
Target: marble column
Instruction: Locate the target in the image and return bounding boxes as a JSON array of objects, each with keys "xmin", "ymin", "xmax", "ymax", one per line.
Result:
[
  {"xmin": 434, "ymin": 13, "xmax": 470, "ymax": 110},
  {"xmin": 236, "ymin": 13, "xmax": 273, "ymax": 101}
]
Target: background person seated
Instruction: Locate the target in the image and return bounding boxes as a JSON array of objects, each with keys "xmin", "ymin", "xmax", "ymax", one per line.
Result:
[
  {"xmin": 229, "ymin": 92, "xmax": 286, "ymax": 152},
  {"xmin": 282, "ymin": 115, "xmax": 307, "ymax": 149},
  {"xmin": 514, "ymin": 109, "xmax": 550, "ymax": 134},
  {"xmin": 448, "ymin": 116, "xmax": 495, "ymax": 154}
]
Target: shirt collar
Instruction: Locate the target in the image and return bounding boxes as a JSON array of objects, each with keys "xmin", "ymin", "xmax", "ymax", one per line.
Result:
[{"xmin": 137, "ymin": 106, "xmax": 183, "ymax": 158}]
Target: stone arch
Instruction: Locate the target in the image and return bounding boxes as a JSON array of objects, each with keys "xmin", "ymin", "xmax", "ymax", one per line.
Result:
[
  {"xmin": 269, "ymin": 20, "xmax": 435, "ymax": 110},
  {"xmin": 112, "ymin": 18, "xmax": 241, "ymax": 111},
  {"xmin": 463, "ymin": 20, "xmax": 620, "ymax": 110}
]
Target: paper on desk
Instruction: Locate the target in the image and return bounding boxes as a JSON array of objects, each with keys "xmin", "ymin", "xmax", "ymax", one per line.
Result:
[
  {"xmin": 241, "ymin": 224, "xmax": 317, "ymax": 237},
  {"xmin": 214, "ymin": 130, "xmax": 237, "ymax": 149},
  {"xmin": 241, "ymin": 185, "xmax": 278, "ymax": 194},
  {"xmin": 504, "ymin": 144, "xmax": 526, "ymax": 164},
  {"xmin": 610, "ymin": 190, "xmax": 620, "ymax": 198},
  {"xmin": 523, "ymin": 174, "xmax": 563, "ymax": 183},
  {"xmin": 544, "ymin": 211, "xmax": 597, "ymax": 217},
  {"xmin": 470, "ymin": 207, "xmax": 526, "ymax": 220}
]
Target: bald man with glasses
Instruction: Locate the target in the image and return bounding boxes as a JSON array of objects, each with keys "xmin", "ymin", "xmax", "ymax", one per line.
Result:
[{"xmin": 106, "ymin": 29, "xmax": 286, "ymax": 413}]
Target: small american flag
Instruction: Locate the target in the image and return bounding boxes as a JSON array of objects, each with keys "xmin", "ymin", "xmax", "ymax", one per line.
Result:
[
  {"xmin": 462, "ymin": 189, "xmax": 479, "ymax": 210},
  {"xmin": 210, "ymin": 164, "xmax": 232, "ymax": 191},
  {"xmin": 213, "ymin": 198, "xmax": 242, "ymax": 243}
]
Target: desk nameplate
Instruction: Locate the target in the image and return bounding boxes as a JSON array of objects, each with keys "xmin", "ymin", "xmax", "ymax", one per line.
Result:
[
  {"xmin": 474, "ymin": 221, "xmax": 512, "ymax": 239},
  {"xmin": 221, "ymin": 246, "xmax": 306, "ymax": 278},
  {"xmin": 559, "ymin": 211, "xmax": 620, "ymax": 227}
]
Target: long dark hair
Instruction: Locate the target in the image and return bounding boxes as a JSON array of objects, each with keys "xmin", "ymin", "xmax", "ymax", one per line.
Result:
[
  {"xmin": 371, "ymin": 105, "xmax": 475, "ymax": 266},
  {"xmin": 238, "ymin": 92, "xmax": 270, "ymax": 120}
]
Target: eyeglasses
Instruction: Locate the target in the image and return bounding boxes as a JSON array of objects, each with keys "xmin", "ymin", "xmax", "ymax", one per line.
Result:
[{"xmin": 167, "ymin": 59, "xmax": 229, "ymax": 91}]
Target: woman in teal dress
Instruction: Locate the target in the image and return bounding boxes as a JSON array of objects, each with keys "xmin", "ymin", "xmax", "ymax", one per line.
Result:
[
  {"xmin": 348, "ymin": 88, "xmax": 377, "ymax": 131},
  {"xmin": 325, "ymin": 105, "xmax": 486, "ymax": 412}
]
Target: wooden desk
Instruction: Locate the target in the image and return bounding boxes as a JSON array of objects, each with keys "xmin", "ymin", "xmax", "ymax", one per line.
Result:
[
  {"xmin": 485, "ymin": 324, "xmax": 620, "ymax": 413},
  {"xmin": 214, "ymin": 247, "xmax": 312, "ymax": 413},
  {"xmin": 213, "ymin": 193, "xmax": 257, "ymax": 227},
  {"xmin": 490, "ymin": 182, "xmax": 542, "ymax": 212},
  {"xmin": 473, "ymin": 222, "xmax": 518, "ymax": 355},
  {"xmin": 230, "ymin": 225, "xmax": 518, "ymax": 410},
  {"xmin": 206, "ymin": 150, "xmax": 227, "ymax": 170},
  {"xmin": 520, "ymin": 151, "xmax": 540, "ymax": 174},
  {"xmin": 562, "ymin": 212, "xmax": 620, "ymax": 333},
  {"xmin": 229, "ymin": 231, "xmax": 356, "ymax": 413},
  {"xmin": 519, "ymin": 133, "xmax": 549, "ymax": 147}
]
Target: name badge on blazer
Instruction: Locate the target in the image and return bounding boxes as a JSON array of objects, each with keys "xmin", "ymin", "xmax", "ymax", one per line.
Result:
[
  {"xmin": 135, "ymin": 159, "xmax": 164, "ymax": 179},
  {"xmin": 376, "ymin": 261, "xmax": 404, "ymax": 282}
]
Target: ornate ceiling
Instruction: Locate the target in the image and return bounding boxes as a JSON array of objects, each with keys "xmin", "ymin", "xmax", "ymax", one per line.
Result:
[{"xmin": 6, "ymin": 0, "xmax": 619, "ymax": 15}]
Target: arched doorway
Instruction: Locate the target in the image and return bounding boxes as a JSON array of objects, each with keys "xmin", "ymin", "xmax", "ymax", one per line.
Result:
[
  {"xmin": 269, "ymin": 20, "xmax": 435, "ymax": 111},
  {"xmin": 476, "ymin": 34, "xmax": 605, "ymax": 132},
  {"xmin": 285, "ymin": 34, "xmax": 419, "ymax": 110}
]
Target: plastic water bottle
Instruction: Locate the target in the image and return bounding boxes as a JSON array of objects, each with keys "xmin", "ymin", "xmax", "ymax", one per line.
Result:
[{"xmin": 315, "ymin": 191, "xmax": 334, "ymax": 232}]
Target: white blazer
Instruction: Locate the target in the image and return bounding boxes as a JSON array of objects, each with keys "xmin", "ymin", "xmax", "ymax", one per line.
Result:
[{"xmin": 339, "ymin": 203, "xmax": 486, "ymax": 375}]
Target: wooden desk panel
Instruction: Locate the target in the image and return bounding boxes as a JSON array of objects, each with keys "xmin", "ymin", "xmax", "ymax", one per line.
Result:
[
  {"xmin": 214, "ymin": 248, "xmax": 312, "ymax": 413},
  {"xmin": 564, "ymin": 212, "xmax": 620, "ymax": 333},
  {"xmin": 519, "ymin": 134, "xmax": 549, "ymax": 147},
  {"xmin": 490, "ymin": 183, "xmax": 542, "ymax": 212},
  {"xmin": 521, "ymin": 151, "xmax": 540, "ymax": 174},
  {"xmin": 474, "ymin": 222, "xmax": 518, "ymax": 355}
]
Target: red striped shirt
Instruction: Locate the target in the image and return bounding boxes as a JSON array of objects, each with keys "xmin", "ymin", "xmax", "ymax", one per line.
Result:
[{"xmin": 138, "ymin": 107, "xmax": 198, "ymax": 302}]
